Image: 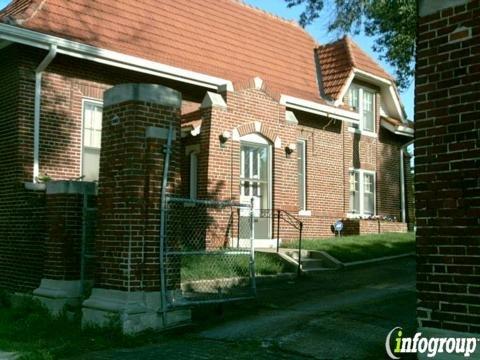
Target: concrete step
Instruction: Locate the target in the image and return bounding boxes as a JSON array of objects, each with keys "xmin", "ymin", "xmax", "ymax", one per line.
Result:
[
  {"xmin": 302, "ymin": 267, "xmax": 330, "ymax": 273},
  {"xmin": 300, "ymin": 258, "xmax": 324, "ymax": 269}
]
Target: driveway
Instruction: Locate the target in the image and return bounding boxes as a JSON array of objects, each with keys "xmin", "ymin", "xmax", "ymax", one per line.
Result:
[{"xmin": 72, "ymin": 257, "xmax": 416, "ymax": 359}]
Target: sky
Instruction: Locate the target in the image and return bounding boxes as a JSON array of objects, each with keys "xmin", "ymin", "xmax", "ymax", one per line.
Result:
[{"xmin": 0, "ymin": 0, "xmax": 414, "ymax": 119}]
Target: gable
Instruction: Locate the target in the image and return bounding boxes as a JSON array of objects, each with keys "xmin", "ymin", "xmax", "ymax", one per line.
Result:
[{"xmin": 316, "ymin": 36, "xmax": 393, "ymax": 102}]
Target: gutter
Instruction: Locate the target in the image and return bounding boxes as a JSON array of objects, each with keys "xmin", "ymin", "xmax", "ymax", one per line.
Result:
[
  {"xmin": 33, "ymin": 44, "xmax": 57, "ymax": 182},
  {"xmin": 0, "ymin": 23, "xmax": 234, "ymax": 91},
  {"xmin": 381, "ymin": 119, "xmax": 414, "ymax": 138},
  {"xmin": 279, "ymin": 95, "xmax": 360, "ymax": 124}
]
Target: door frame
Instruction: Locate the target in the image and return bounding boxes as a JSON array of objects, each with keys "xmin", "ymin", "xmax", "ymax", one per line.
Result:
[{"xmin": 239, "ymin": 133, "xmax": 273, "ymax": 239}]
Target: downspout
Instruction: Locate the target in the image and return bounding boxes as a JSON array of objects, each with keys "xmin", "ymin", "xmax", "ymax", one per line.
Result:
[
  {"xmin": 400, "ymin": 139, "xmax": 414, "ymax": 223},
  {"xmin": 33, "ymin": 45, "xmax": 57, "ymax": 182},
  {"xmin": 400, "ymin": 148, "xmax": 406, "ymax": 222}
]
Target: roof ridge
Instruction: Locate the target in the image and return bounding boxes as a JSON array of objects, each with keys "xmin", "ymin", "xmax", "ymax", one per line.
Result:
[
  {"xmin": 345, "ymin": 36, "xmax": 393, "ymax": 80},
  {"xmin": 230, "ymin": 0, "xmax": 320, "ymax": 46},
  {"xmin": 0, "ymin": 0, "xmax": 47, "ymax": 24},
  {"xmin": 231, "ymin": 0, "xmax": 307, "ymax": 30},
  {"xmin": 342, "ymin": 35, "xmax": 356, "ymax": 68}
]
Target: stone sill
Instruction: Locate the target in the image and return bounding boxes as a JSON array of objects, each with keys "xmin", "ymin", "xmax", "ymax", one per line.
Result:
[{"xmin": 24, "ymin": 182, "xmax": 46, "ymax": 191}]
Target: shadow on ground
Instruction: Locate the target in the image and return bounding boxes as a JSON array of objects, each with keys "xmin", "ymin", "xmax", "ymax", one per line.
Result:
[{"xmin": 71, "ymin": 257, "xmax": 416, "ymax": 360}]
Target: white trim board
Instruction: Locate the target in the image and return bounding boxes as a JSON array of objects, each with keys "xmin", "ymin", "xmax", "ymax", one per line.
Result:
[
  {"xmin": 280, "ymin": 95, "xmax": 360, "ymax": 124},
  {"xmin": 381, "ymin": 119, "xmax": 414, "ymax": 138}
]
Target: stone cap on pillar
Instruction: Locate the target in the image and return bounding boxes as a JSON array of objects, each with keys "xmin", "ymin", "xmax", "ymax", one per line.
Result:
[{"xmin": 104, "ymin": 83, "xmax": 182, "ymax": 108}]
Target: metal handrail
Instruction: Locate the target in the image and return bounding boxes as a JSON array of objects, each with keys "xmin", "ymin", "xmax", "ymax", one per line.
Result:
[
  {"xmin": 273, "ymin": 209, "xmax": 304, "ymax": 276},
  {"xmin": 230, "ymin": 206, "xmax": 305, "ymax": 276},
  {"xmin": 277, "ymin": 209, "xmax": 303, "ymax": 230}
]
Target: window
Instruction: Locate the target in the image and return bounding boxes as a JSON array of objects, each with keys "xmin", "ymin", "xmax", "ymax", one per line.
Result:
[
  {"xmin": 297, "ymin": 140, "xmax": 306, "ymax": 211},
  {"xmin": 362, "ymin": 90, "xmax": 375, "ymax": 132},
  {"xmin": 363, "ymin": 172, "xmax": 375, "ymax": 215},
  {"xmin": 189, "ymin": 152, "xmax": 198, "ymax": 199},
  {"xmin": 82, "ymin": 100, "xmax": 103, "ymax": 181},
  {"xmin": 348, "ymin": 86, "xmax": 359, "ymax": 111},
  {"xmin": 240, "ymin": 143, "xmax": 268, "ymax": 200},
  {"xmin": 348, "ymin": 85, "xmax": 376, "ymax": 133},
  {"xmin": 349, "ymin": 171, "xmax": 360, "ymax": 213},
  {"xmin": 349, "ymin": 169, "xmax": 376, "ymax": 216}
]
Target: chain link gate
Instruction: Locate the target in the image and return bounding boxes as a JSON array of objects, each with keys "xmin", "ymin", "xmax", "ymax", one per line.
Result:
[{"xmin": 160, "ymin": 196, "xmax": 256, "ymax": 308}]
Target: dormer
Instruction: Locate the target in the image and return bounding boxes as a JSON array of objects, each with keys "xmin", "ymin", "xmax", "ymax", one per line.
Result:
[{"xmin": 316, "ymin": 36, "xmax": 413, "ymax": 138}]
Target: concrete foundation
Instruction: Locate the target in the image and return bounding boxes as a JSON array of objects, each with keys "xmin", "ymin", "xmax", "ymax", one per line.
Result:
[
  {"xmin": 82, "ymin": 288, "xmax": 191, "ymax": 334},
  {"xmin": 33, "ymin": 279, "xmax": 83, "ymax": 315}
]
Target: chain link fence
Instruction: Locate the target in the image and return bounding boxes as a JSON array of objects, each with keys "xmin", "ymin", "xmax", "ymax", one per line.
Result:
[{"xmin": 161, "ymin": 197, "xmax": 256, "ymax": 307}]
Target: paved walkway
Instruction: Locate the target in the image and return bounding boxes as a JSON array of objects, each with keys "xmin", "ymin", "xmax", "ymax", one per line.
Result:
[{"xmin": 72, "ymin": 257, "xmax": 416, "ymax": 359}]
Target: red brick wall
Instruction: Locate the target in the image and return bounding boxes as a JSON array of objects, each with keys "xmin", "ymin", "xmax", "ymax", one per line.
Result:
[
  {"xmin": 11, "ymin": 45, "xmax": 204, "ymax": 183},
  {"xmin": 0, "ymin": 187, "xmax": 46, "ymax": 292},
  {"xmin": 203, "ymin": 88, "xmax": 300, "ymax": 243},
  {"xmin": 0, "ymin": 44, "xmax": 204, "ymax": 291},
  {"xmin": 0, "ymin": 42, "xmax": 410, "ymax": 290},
  {"xmin": 416, "ymin": 0, "xmax": 480, "ymax": 333},
  {"xmin": 201, "ymin": 86, "xmax": 408, "ymax": 240},
  {"xmin": 95, "ymin": 95, "xmax": 181, "ymax": 292},
  {"xmin": 43, "ymin": 192, "xmax": 86, "ymax": 280},
  {"xmin": 0, "ymin": 45, "xmax": 47, "ymax": 291}
]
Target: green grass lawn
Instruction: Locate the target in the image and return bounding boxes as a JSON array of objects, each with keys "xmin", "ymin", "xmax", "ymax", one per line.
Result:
[
  {"xmin": 0, "ymin": 253, "xmax": 289, "ymax": 359},
  {"xmin": 283, "ymin": 232, "xmax": 415, "ymax": 263},
  {"xmin": 0, "ymin": 293, "xmax": 162, "ymax": 360},
  {"xmin": 181, "ymin": 252, "xmax": 291, "ymax": 281}
]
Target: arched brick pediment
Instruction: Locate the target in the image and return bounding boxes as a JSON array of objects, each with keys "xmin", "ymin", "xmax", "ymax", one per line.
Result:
[{"xmin": 233, "ymin": 121, "xmax": 282, "ymax": 148}]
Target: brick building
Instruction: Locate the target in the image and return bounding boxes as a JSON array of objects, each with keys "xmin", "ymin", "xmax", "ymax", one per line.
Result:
[
  {"xmin": 416, "ymin": 0, "xmax": 480, "ymax": 342},
  {"xmin": 0, "ymin": 0, "xmax": 413, "ymax": 331}
]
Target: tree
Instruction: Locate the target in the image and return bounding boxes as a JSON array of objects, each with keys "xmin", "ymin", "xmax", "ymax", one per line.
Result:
[{"xmin": 285, "ymin": 0, "xmax": 416, "ymax": 91}]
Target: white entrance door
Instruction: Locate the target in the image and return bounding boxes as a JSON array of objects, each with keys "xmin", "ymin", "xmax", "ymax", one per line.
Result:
[{"xmin": 239, "ymin": 134, "xmax": 271, "ymax": 240}]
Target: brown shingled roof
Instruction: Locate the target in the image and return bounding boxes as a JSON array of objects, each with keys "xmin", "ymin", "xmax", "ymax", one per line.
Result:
[
  {"xmin": 316, "ymin": 36, "xmax": 393, "ymax": 101},
  {"xmin": 316, "ymin": 37, "xmax": 353, "ymax": 101},
  {"xmin": 0, "ymin": 0, "xmax": 36, "ymax": 19},
  {"xmin": 0, "ymin": 0, "xmax": 322, "ymax": 101},
  {"xmin": 348, "ymin": 38, "xmax": 393, "ymax": 80}
]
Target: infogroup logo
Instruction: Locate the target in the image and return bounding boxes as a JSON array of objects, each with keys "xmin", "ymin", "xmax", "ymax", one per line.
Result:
[{"xmin": 385, "ymin": 327, "xmax": 479, "ymax": 359}]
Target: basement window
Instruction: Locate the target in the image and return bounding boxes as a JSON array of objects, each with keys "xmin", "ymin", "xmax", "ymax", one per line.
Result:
[{"xmin": 81, "ymin": 100, "xmax": 103, "ymax": 182}]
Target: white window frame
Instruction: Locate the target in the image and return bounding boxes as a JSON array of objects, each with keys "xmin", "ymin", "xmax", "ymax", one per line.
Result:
[
  {"xmin": 348, "ymin": 168, "xmax": 376, "ymax": 217},
  {"xmin": 347, "ymin": 84, "xmax": 377, "ymax": 138},
  {"xmin": 297, "ymin": 139, "xmax": 308, "ymax": 214},
  {"xmin": 80, "ymin": 98, "xmax": 103, "ymax": 180},
  {"xmin": 189, "ymin": 151, "xmax": 198, "ymax": 199}
]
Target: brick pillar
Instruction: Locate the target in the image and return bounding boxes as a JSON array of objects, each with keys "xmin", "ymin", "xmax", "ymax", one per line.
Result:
[
  {"xmin": 82, "ymin": 83, "xmax": 189, "ymax": 333},
  {"xmin": 416, "ymin": 0, "xmax": 480, "ymax": 342},
  {"xmin": 33, "ymin": 181, "xmax": 96, "ymax": 315}
]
